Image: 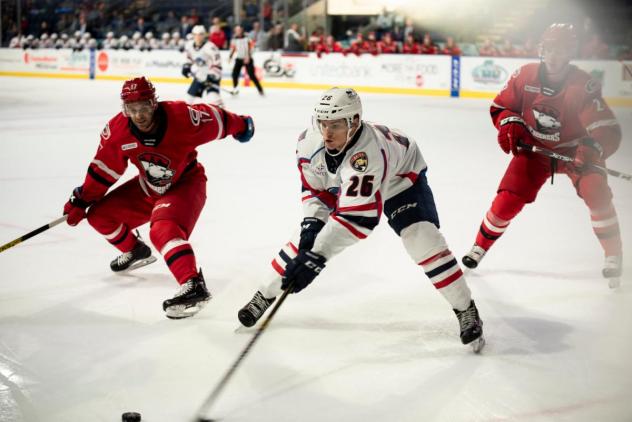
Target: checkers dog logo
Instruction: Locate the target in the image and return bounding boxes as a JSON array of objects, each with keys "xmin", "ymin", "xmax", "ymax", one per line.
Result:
[
  {"xmin": 350, "ymin": 152, "xmax": 368, "ymax": 172},
  {"xmin": 97, "ymin": 51, "xmax": 109, "ymax": 72}
]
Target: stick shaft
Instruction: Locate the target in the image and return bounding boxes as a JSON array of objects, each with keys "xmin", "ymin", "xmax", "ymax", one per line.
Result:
[
  {"xmin": 0, "ymin": 216, "xmax": 67, "ymax": 253},
  {"xmin": 196, "ymin": 286, "xmax": 292, "ymax": 420}
]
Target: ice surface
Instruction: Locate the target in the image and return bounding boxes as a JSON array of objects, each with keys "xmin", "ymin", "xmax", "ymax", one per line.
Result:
[{"xmin": 1, "ymin": 77, "xmax": 631, "ymax": 422}]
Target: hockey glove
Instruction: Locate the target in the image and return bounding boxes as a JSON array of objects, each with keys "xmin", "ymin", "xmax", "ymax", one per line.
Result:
[
  {"xmin": 233, "ymin": 116, "xmax": 255, "ymax": 143},
  {"xmin": 63, "ymin": 186, "xmax": 92, "ymax": 226},
  {"xmin": 573, "ymin": 138, "xmax": 603, "ymax": 170},
  {"xmin": 181, "ymin": 63, "xmax": 192, "ymax": 78},
  {"xmin": 282, "ymin": 250, "xmax": 327, "ymax": 293},
  {"xmin": 298, "ymin": 217, "xmax": 326, "ymax": 251},
  {"xmin": 497, "ymin": 111, "xmax": 529, "ymax": 155}
]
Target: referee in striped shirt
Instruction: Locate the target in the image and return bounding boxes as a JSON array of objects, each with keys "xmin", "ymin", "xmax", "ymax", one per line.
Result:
[{"xmin": 229, "ymin": 25, "xmax": 265, "ymax": 95}]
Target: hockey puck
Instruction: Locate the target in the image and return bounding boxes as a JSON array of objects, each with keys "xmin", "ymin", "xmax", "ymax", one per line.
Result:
[{"xmin": 122, "ymin": 412, "xmax": 141, "ymax": 422}]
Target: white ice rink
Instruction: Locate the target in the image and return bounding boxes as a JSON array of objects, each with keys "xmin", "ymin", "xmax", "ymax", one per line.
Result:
[{"xmin": 1, "ymin": 77, "xmax": 631, "ymax": 422}]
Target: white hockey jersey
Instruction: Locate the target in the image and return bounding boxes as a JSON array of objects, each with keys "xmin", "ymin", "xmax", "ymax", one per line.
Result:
[
  {"xmin": 297, "ymin": 122, "xmax": 427, "ymax": 259},
  {"xmin": 184, "ymin": 40, "xmax": 222, "ymax": 83}
]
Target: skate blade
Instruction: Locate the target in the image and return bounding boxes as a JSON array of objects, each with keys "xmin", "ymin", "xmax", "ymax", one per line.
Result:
[
  {"xmin": 165, "ymin": 299, "xmax": 210, "ymax": 319},
  {"xmin": 234, "ymin": 324, "xmax": 258, "ymax": 334},
  {"xmin": 121, "ymin": 256, "xmax": 158, "ymax": 273},
  {"xmin": 608, "ymin": 277, "xmax": 621, "ymax": 289},
  {"xmin": 470, "ymin": 336, "xmax": 486, "ymax": 353}
]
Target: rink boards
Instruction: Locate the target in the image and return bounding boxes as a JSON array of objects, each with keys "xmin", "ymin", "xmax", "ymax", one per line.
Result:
[{"xmin": 1, "ymin": 48, "xmax": 631, "ymax": 106}]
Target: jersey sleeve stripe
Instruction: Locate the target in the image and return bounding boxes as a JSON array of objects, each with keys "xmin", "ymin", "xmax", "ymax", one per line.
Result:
[
  {"xmin": 331, "ymin": 213, "xmax": 369, "ymax": 239},
  {"xmin": 335, "ymin": 213, "xmax": 379, "ymax": 230},
  {"xmin": 271, "ymin": 259, "xmax": 285, "ymax": 276},
  {"xmin": 87, "ymin": 166, "xmax": 115, "ymax": 187},
  {"xmin": 586, "ymin": 119, "xmax": 619, "ymax": 132},
  {"xmin": 337, "ymin": 202, "xmax": 379, "ymax": 212},
  {"xmin": 208, "ymin": 105, "xmax": 224, "ymax": 139},
  {"xmin": 380, "ymin": 149, "xmax": 388, "ymax": 183},
  {"xmin": 396, "ymin": 172, "xmax": 419, "ymax": 184},
  {"xmin": 91, "ymin": 159, "xmax": 122, "ymax": 180}
]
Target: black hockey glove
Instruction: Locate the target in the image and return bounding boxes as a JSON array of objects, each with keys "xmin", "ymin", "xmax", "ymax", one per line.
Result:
[
  {"xmin": 181, "ymin": 63, "xmax": 192, "ymax": 78},
  {"xmin": 282, "ymin": 250, "xmax": 327, "ymax": 293},
  {"xmin": 298, "ymin": 217, "xmax": 326, "ymax": 251},
  {"xmin": 233, "ymin": 116, "xmax": 255, "ymax": 143}
]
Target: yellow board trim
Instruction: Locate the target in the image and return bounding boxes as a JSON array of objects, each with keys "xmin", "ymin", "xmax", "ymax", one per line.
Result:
[{"xmin": 2, "ymin": 71, "xmax": 631, "ymax": 105}]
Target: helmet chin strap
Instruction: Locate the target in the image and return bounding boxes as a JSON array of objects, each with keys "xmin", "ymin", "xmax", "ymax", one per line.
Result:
[{"xmin": 325, "ymin": 118, "xmax": 357, "ymax": 157}]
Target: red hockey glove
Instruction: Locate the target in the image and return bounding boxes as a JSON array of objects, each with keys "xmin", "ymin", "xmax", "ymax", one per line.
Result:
[
  {"xmin": 497, "ymin": 112, "xmax": 529, "ymax": 155},
  {"xmin": 574, "ymin": 138, "xmax": 603, "ymax": 170},
  {"xmin": 63, "ymin": 186, "xmax": 92, "ymax": 226}
]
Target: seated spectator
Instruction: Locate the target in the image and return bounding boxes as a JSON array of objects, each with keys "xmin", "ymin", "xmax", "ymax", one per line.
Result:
[
  {"xmin": 308, "ymin": 26, "xmax": 324, "ymax": 51},
  {"xmin": 498, "ymin": 39, "xmax": 519, "ymax": 57},
  {"xmin": 209, "ymin": 19, "xmax": 227, "ymax": 49},
  {"xmin": 520, "ymin": 37, "xmax": 538, "ymax": 57},
  {"xmin": 581, "ymin": 33, "xmax": 610, "ymax": 59},
  {"xmin": 364, "ymin": 32, "xmax": 380, "ymax": 55},
  {"xmin": 315, "ymin": 35, "xmax": 343, "ymax": 57},
  {"xmin": 419, "ymin": 33, "xmax": 437, "ymax": 54},
  {"xmin": 401, "ymin": 33, "xmax": 421, "ymax": 54},
  {"xmin": 348, "ymin": 32, "xmax": 365, "ymax": 55},
  {"xmin": 440, "ymin": 36, "xmax": 461, "ymax": 55},
  {"xmin": 378, "ymin": 32, "xmax": 398, "ymax": 54},
  {"xmin": 267, "ymin": 23, "xmax": 284, "ymax": 51},
  {"xmin": 478, "ymin": 38, "xmax": 499, "ymax": 56}
]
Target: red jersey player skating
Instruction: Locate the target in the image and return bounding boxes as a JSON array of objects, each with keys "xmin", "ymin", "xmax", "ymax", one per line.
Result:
[
  {"xmin": 462, "ymin": 24, "xmax": 623, "ymax": 284},
  {"xmin": 62, "ymin": 77, "xmax": 255, "ymax": 318}
]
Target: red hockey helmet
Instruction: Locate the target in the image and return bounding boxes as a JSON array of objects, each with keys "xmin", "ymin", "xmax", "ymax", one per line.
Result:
[
  {"xmin": 540, "ymin": 23, "xmax": 578, "ymax": 52},
  {"xmin": 120, "ymin": 76, "xmax": 157, "ymax": 103}
]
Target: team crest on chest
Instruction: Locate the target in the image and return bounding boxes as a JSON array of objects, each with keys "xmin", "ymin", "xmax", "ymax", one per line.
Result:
[
  {"xmin": 350, "ymin": 152, "xmax": 368, "ymax": 172},
  {"xmin": 138, "ymin": 152, "xmax": 176, "ymax": 194},
  {"xmin": 529, "ymin": 104, "xmax": 561, "ymax": 142}
]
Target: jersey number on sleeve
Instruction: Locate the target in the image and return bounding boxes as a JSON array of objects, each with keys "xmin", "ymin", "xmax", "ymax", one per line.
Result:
[{"xmin": 347, "ymin": 175, "xmax": 374, "ymax": 197}]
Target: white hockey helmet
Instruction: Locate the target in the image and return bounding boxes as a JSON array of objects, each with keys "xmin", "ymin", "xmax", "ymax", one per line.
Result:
[
  {"xmin": 192, "ymin": 25, "xmax": 207, "ymax": 35},
  {"xmin": 313, "ymin": 87, "xmax": 362, "ymax": 127}
]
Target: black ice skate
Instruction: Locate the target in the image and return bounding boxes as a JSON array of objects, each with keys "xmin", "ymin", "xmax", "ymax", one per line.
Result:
[
  {"xmin": 603, "ymin": 255, "xmax": 622, "ymax": 289},
  {"xmin": 462, "ymin": 244, "xmax": 486, "ymax": 269},
  {"xmin": 454, "ymin": 300, "xmax": 485, "ymax": 353},
  {"xmin": 163, "ymin": 270, "xmax": 211, "ymax": 319},
  {"xmin": 110, "ymin": 240, "xmax": 157, "ymax": 272},
  {"xmin": 238, "ymin": 291, "xmax": 276, "ymax": 327}
]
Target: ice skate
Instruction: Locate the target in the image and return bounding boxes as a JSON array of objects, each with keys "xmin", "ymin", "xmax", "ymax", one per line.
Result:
[
  {"xmin": 603, "ymin": 256, "xmax": 622, "ymax": 288},
  {"xmin": 163, "ymin": 270, "xmax": 211, "ymax": 319},
  {"xmin": 462, "ymin": 245, "xmax": 486, "ymax": 269},
  {"xmin": 454, "ymin": 300, "xmax": 485, "ymax": 353},
  {"xmin": 110, "ymin": 240, "xmax": 157, "ymax": 272},
  {"xmin": 238, "ymin": 291, "xmax": 276, "ymax": 327}
]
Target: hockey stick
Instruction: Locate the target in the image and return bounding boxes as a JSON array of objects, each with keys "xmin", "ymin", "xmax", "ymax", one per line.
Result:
[
  {"xmin": 0, "ymin": 215, "xmax": 67, "ymax": 254},
  {"xmin": 195, "ymin": 283, "xmax": 294, "ymax": 422},
  {"xmin": 518, "ymin": 141, "xmax": 632, "ymax": 182}
]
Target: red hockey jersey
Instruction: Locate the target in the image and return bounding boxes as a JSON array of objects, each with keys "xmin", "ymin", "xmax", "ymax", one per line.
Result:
[
  {"xmin": 80, "ymin": 101, "xmax": 246, "ymax": 202},
  {"xmin": 490, "ymin": 63, "xmax": 621, "ymax": 158}
]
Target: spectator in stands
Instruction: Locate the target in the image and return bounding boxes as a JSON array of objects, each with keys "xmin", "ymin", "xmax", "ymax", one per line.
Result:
[
  {"xmin": 403, "ymin": 18, "xmax": 415, "ymax": 40},
  {"xmin": 441, "ymin": 36, "xmax": 462, "ymax": 56},
  {"xmin": 249, "ymin": 21, "xmax": 266, "ymax": 51},
  {"xmin": 365, "ymin": 31, "xmax": 380, "ymax": 55},
  {"xmin": 581, "ymin": 33, "xmax": 610, "ymax": 59},
  {"xmin": 133, "ymin": 17, "xmax": 150, "ymax": 36},
  {"xmin": 267, "ymin": 23, "xmax": 284, "ymax": 51},
  {"xmin": 157, "ymin": 11, "xmax": 179, "ymax": 35},
  {"xmin": 262, "ymin": 0, "xmax": 273, "ymax": 28},
  {"xmin": 285, "ymin": 23, "xmax": 304, "ymax": 52},
  {"xmin": 209, "ymin": 18, "xmax": 227, "ymax": 49},
  {"xmin": 376, "ymin": 7, "xmax": 394, "ymax": 39},
  {"xmin": 498, "ymin": 39, "xmax": 519, "ymax": 57},
  {"xmin": 521, "ymin": 37, "xmax": 538, "ymax": 57},
  {"xmin": 402, "ymin": 33, "xmax": 421, "ymax": 54},
  {"xmin": 179, "ymin": 15, "xmax": 192, "ymax": 38},
  {"xmin": 378, "ymin": 32, "xmax": 398, "ymax": 54},
  {"xmin": 478, "ymin": 38, "xmax": 499, "ymax": 56},
  {"xmin": 419, "ymin": 33, "xmax": 437, "ymax": 54}
]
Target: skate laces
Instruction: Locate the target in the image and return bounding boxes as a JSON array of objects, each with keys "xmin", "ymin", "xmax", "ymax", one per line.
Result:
[
  {"xmin": 458, "ymin": 305, "xmax": 478, "ymax": 329},
  {"xmin": 250, "ymin": 292, "xmax": 270, "ymax": 314},
  {"xmin": 175, "ymin": 279, "xmax": 195, "ymax": 297},
  {"xmin": 469, "ymin": 245, "xmax": 486, "ymax": 260},
  {"xmin": 116, "ymin": 251, "xmax": 133, "ymax": 266}
]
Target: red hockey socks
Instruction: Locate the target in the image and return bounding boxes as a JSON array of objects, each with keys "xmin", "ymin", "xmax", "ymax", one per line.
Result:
[
  {"xmin": 590, "ymin": 204, "xmax": 622, "ymax": 257},
  {"xmin": 150, "ymin": 220, "xmax": 198, "ymax": 284},
  {"xmin": 475, "ymin": 190, "xmax": 526, "ymax": 251}
]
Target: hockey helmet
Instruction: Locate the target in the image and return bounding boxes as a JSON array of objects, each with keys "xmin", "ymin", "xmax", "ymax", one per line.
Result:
[
  {"xmin": 313, "ymin": 87, "xmax": 362, "ymax": 127},
  {"xmin": 192, "ymin": 25, "xmax": 207, "ymax": 36},
  {"xmin": 120, "ymin": 77, "xmax": 157, "ymax": 103},
  {"xmin": 540, "ymin": 23, "xmax": 578, "ymax": 53}
]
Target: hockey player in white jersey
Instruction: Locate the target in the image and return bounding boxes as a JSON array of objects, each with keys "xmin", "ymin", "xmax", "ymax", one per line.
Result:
[
  {"xmin": 238, "ymin": 87, "xmax": 485, "ymax": 351},
  {"xmin": 182, "ymin": 25, "xmax": 224, "ymax": 107}
]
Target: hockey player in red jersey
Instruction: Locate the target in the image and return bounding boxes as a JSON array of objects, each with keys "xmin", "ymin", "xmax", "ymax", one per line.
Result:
[
  {"xmin": 462, "ymin": 24, "xmax": 623, "ymax": 284},
  {"xmin": 63, "ymin": 76, "xmax": 255, "ymax": 318}
]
